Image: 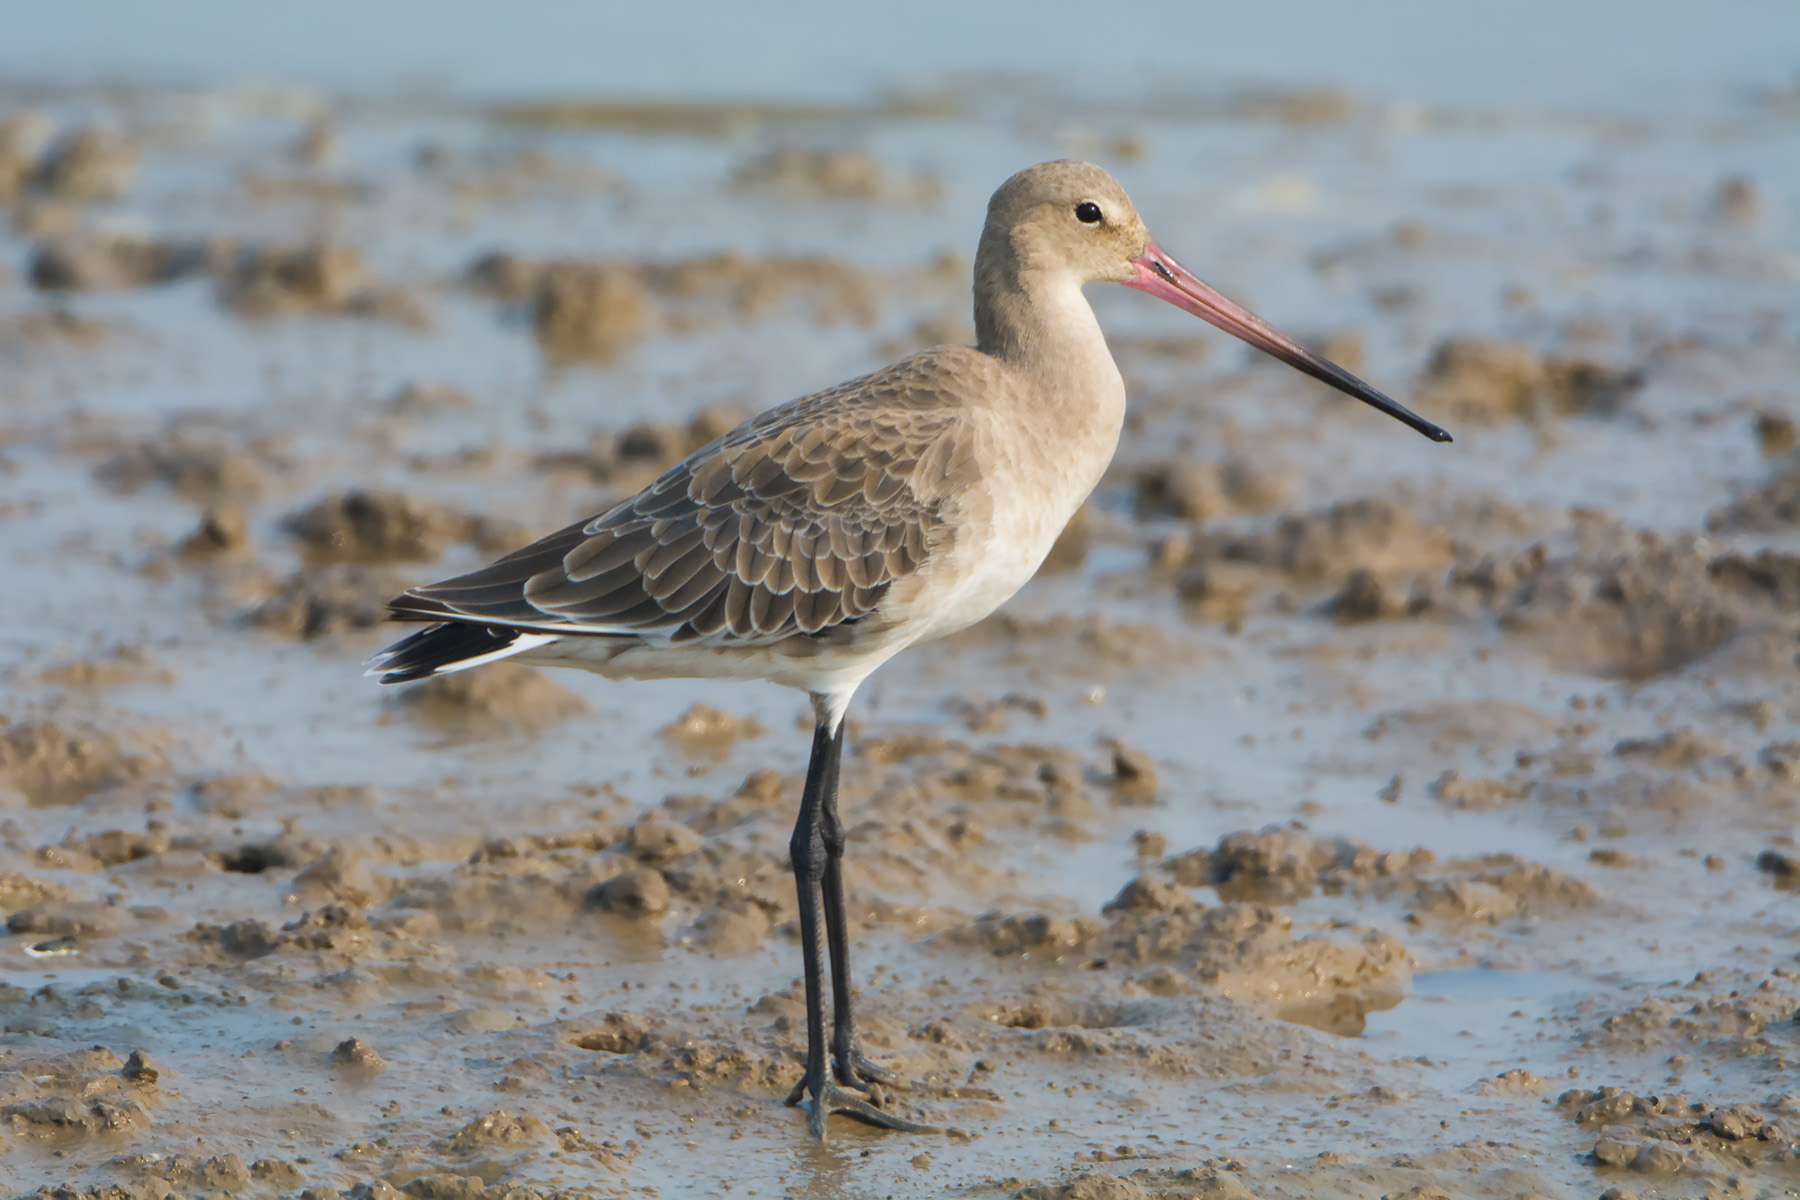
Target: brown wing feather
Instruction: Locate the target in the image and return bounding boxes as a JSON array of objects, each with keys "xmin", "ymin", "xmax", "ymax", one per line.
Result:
[{"xmin": 386, "ymin": 352, "xmax": 990, "ymax": 646}]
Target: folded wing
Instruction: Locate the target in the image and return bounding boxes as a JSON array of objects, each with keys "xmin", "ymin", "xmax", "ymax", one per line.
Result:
[{"xmin": 388, "ymin": 373, "xmax": 968, "ymax": 647}]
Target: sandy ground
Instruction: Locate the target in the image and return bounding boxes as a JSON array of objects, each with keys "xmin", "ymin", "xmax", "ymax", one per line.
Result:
[{"xmin": 1, "ymin": 62, "xmax": 1798, "ymax": 1200}]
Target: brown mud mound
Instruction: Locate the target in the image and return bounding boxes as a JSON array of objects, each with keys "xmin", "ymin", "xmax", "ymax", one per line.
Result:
[
  {"xmin": 1580, "ymin": 966, "xmax": 1800, "ymax": 1058},
  {"xmin": 219, "ymin": 242, "xmax": 427, "ymax": 326},
  {"xmin": 0, "ymin": 111, "xmax": 56, "ymax": 203},
  {"xmin": 1173, "ymin": 496, "xmax": 1458, "ymax": 623},
  {"xmin": 657, "ymin": 702, "xmax": 765, "ymax": 758},
  {"xmin": 95, "ymin": 427, "xmax": 286, "ymax": 503},
  {"xmin": 0, "ymin": 1046, "xmax": 156, "ymax": 1143},
  {"xmin": 245, "ymin": 563, "xmax": 404, "ymax": 640},
  {"xmin": 531, "ymin": 405, "xmax": 742, "ymax": 489},
  {"xmin": 728, "ymin": 146, "xmax": 942, "ymax": 205},
  {"xmin": 1707, "ymin": 454, "xmax": 1800, "ymax": 531},
  {"xmin": 32, "ymin": 126, "xmax": 138, "ymax": 203},
  {"xmin": 285, "ymin": 488, "xmax": 513, "ymax": 564},
  {"xmin": 28, "ymin": 234, "xmax": 197, "ymax": 291},
  {"xmin": 176, "ymin": 505, "xmax": 249, "ymax": 560},
  {"xmin": 955, "ymin": 881, "xmax": 1413, "ymax": 1019},
  {"xmin": 1450, "ymin": 525, "xmax": 1750, "ymax": 676},
  {"xmin": 1557, "ymin": 1085, "xmax": 1793, "ymax": 1182},
  {"xmin": 1160, "ymin": 826, "xmax": 1595, "ymax": 925},
  {"xmin": 1205, "ymin": 497, "xmax": 1452, "ymax": 583},
  {"xmin": 1164, "ymin": 824, "xmax": 1430, "ymax": 903},
  {"xmin": 469, "ymin": 249, "xmax": 880, "ymax": 362},
  {"xmin": 386, "ymin": 381, "xmax": 477, "ymax": 415},
  {"xmin": 396, "ymin": 663, "xmax": 591, "ymax": 735},
  {"xmin": 530, "ymin": 261, "xmax": 647, "ymax": 362},
  {"xmin": 1015, "ymin": 1167, "xmax": 1260, "ymax": 1199},
  {"xmin": 1414, "ymin": 337, "xmax": 1644, "ymax": 424},
  {"xmin": 28, "ymin": 643, "xmax": 175, "ymax": 688},
  {"xmin": 1707, "ymin": 549, "xmax": 1800, "ymax": 609},
  {"xmin": 0, "ymin": 719, "xmax": 169, "ymax": 808},
  {"xmin": 1132, "ymin": 457, "xmax": 1291, "ymax": 522}
]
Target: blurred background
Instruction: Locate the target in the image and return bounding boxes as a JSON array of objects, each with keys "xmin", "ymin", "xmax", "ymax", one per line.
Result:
[{"xmin": 1, "ymin": 4, "xmax": 1796, "ymax": 1197}]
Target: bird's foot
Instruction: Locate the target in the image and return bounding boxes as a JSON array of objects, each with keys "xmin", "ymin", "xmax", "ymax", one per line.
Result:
[
  {"xmin": 837, "ymin": 1049, "xmax": 904, "ymax": 1092},
  {"xmin": 834, "ymin": 1050, "xmax": 1002, "ymax": 1104},
  {"xmin": 795, "ymin": 1079, "xmax": 950, "ymax": 1137},
  {"xmin": 784, "ymin": 1057, "xmax": 943, "ymax": 1144}
]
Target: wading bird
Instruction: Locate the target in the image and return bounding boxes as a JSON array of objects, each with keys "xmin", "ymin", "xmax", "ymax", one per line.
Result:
[{"xmin": 368, "ymin": 160, "xmax": 1450, "ymax": 1137}]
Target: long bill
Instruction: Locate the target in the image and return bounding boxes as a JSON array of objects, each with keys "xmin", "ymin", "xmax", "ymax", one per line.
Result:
[{"xmin": 1125, "ymin": 239, "xmax": 1453, "ymax": 443}]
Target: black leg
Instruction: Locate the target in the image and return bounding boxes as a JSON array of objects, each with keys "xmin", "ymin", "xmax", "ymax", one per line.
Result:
[
  {"xmin": 787, "ymin": 719, "xmax": 833, "ymax": 1136},
  {"xmin": 783, "ymin": 709, "xmax": 936, "ymax": 1138},
  {"xmin": 818, "ymin": 745, "xmax": 899, "ymax": 1091}
]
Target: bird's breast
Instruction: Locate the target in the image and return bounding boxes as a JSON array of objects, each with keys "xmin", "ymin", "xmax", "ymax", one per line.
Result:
[{"xmin": 886, "ymin": 384, "xmax": 1124, "ymax": 646}]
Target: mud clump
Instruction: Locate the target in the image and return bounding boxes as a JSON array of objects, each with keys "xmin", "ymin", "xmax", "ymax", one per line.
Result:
[
  {"xmin": 387, "ymin": 381, "xmax": 477, "ymax": 415},
  {"xmin": 1708, "ymin": 456, "xmax": 1800, "ymax": 532},
  {"xmin": 29, "ymin": 234, "xmax": 197, "ymax": 291},
  {"xmin": 397, "ymin": 663, "xmax": 590, "ymax": 735},
  {"xmin": 1559, "ymin": 1086, "xmax": 1789, "ymax": 1177},
  {"xmin": 1415, "ymin": 337, "xmax": 1644, "ymax": 424},
  {"xmin": 1612, "ymin": 726, "xmax": 1726, "ymax": 768},
  {"xmin": 440, "ymin": 1110, "xmax": 549, "ymax": 1154},
  {"xmin": 97, "ymin": 430, "xmax": 280, "ymax": 502},
  {"xmin": 1017, "ymin": 1169, "xmax": 1260, "ymax": 1199},
  {"xmin": 966, "ymin": 912, "xmax": 1104, "ymax": 960},
  {"xmin": 1753, "ymin": 409, "xmax": 1796, "ymax": 456},
  {"xmin": 31, "ymin": 643, "xmax": 176, "ymax": 688},
  {"xmin": 1407, "ymin": 858, "xmax": 1596, "ymax": 923},
  {"xmin": 1452, "ymin": 527, "xmax": 1747, "ymax": 676},
  {"xmin": 1105, "ymin": 739, "xmax": 1160, "ymax": 801},
  {"xmin": 658, "ymin": 702, "xmax": 765, "ymax": 758},
  {"xmin": 285, "ymin": 489, "xmax": 511, "ymax": 564},
  {"xmin": 193, "ymin": 903, "xmax": 372, "ymax": 958},
  {"xmin": 330, "ymin": 1037, "xmax": 386, "ymax": 1071},
  {"xmin": 1133, "ymin": 458, "xmax": 1290, "ymax": 522},
  {"xmin": 569, "ymin": 1012, "xmax": 651, "ymax": 1055},
  {"xmin": 531, "ymin": 262, "xmax": 648, "ymax": 362},
  {"xmin": 246, "ymin": 564, "xmax": 402, "ymax": 639},
  {"xmin": 176, "ymin": 506, "xmax": 249, "ymax": 560},
  {"xmin": 589, "ymin": 867, "xmax": 672, "ymax": 916},
  {"xmin": 0, "ymin": 719, "xmax": 167, "ymax": 807},
  {"xmin": 1329, "ymin": 568, "xmax": 1433, "ymax": 622},
  {"xmin": 1213, "ymin": 497, "xmax": 1450, "ymax": 583},
  {"xmin": 33, "ymin": 126, "xmax": 138, "ymax": 202},
  {"xmin": 1168, "ymin": 825, "xmax": 1383, "ymax": 903},
  {"xmin": 0, "ymin": 111, "xmax": 56, "ymax": 202},
  {"xmin": 470, "ymin": 249, "xmax": 880, "ymax": 362},
  {"xmin": 534, "ymin": 406, "xmax": 743, "ymax": 488},
  {"xmin": 1755, "ymin": 849, "xmax": 1797, "ymax": 890},
  {"xmin": 0, "ymin": 871, "xmax": 74, "ymax": 914},
  {"xmin": 1158, "ymin": 827, "xmax": 1594, "ymax": 929},
  {"xmin": 219, "ymin": 243, "xmax": 426, "ymax": 326},
  {"xmin": 641, "ymin": 250, "xmax": 882, "ymax": 325},
  {"xmin": 1232, "ymin": 85, "xmax": 1357, "ymax": 125},
  {"xmin": 0, "ymin": 1046, "xmax": 152, "ymax": 1142},
  {"xmin": 1710, "ymin": 174, "xmax": 1763, "ymax": 226},
  {"xmin": 120, "ymin": 1050, "xmax": 161, "ymax": 1086},
  {"xmin": 223, "ymin": 243, "xmax": 368, "ymax": 313},
  {"xmin": 728, "ymin": 146, "xmax": 941, "ymax": 205}
]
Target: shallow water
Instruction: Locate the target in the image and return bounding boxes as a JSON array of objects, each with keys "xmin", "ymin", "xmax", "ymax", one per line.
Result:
[{"xmin": 3, "ymin": 9, "xmax": 1799, "ymax": 1199}]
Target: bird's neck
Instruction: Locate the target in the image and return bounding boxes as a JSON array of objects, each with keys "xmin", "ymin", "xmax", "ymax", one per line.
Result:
[{"xmin": 974, "ymin": 269, "xmax": 1125, "ymax": 428}]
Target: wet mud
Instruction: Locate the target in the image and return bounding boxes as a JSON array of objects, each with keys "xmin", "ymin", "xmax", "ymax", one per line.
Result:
[{"xmin": 2, "ymin": 49, "xmax": 1798, "ymax": 1200}]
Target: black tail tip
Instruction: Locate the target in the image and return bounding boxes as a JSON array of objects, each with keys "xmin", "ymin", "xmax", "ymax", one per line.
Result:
[{"xmin": 366, "ymin": 622, "xmax": 521, "ymax": 683}]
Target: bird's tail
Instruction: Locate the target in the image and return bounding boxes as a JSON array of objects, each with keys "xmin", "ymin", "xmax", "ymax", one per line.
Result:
[{"xmin": 364, "ymin": 622, "xmax": 557, "ymax": 683}]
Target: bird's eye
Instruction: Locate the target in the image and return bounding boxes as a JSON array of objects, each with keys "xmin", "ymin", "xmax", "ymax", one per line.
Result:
[{"xmin": 1074, "ymin": 201, "xmax": 1103, "ymax": 224}]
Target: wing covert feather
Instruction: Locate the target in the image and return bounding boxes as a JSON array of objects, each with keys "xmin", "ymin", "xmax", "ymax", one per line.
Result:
[{"xmin": 387, "ymin": 352, "xmax": 998, "ymax": 646}]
